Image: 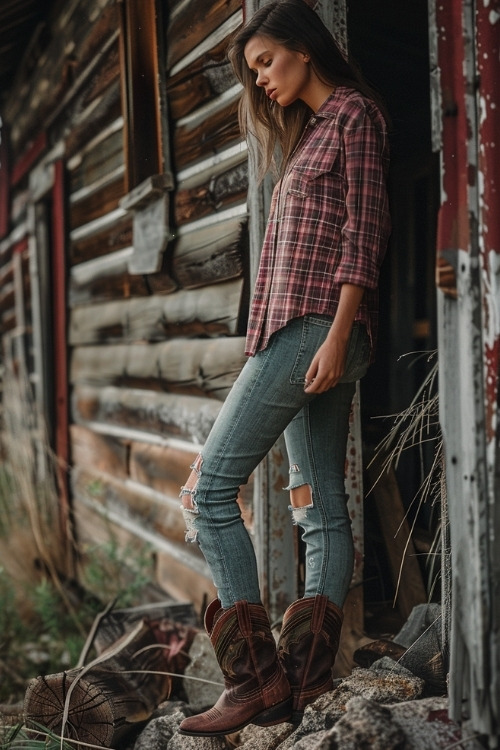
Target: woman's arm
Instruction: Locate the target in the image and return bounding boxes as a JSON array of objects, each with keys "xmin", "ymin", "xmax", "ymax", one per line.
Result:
[{"xmin": 304, "ymin": 283, "xmax": 365, "ymax": 394}]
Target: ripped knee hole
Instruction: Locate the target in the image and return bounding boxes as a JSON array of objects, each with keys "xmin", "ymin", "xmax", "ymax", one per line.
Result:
[{"xmin": 180, "ymin": 454, "xmax": 203, "ymax": 510}]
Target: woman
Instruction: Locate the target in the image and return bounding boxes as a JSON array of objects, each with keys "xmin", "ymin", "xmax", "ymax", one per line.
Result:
[{"xmin": 178, "ymin": 0, "xmax": 391, "ymax": 737}]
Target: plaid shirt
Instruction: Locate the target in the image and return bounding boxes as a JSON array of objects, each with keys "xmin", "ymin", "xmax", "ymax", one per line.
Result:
[{"xmin": 245, "ymin": 86, "xmax": 391, "ymax": 360}]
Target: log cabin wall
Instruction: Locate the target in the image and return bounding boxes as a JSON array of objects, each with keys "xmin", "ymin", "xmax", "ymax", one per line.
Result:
[
  {"xmin": 69, "ymin": 0, "xmax": 250, "ymax": 609},
  {"xmin": 0, "ymin": 0, "xmax": 251, "ymax": 612}
]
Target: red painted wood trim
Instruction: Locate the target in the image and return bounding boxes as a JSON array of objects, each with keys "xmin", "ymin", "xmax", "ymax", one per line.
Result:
[
  {"xmin": 12, "ymin": 237, "xmax": 29, "ymax": 255},
  {"xmin": 11, "ymin": 132, "xmax": 47, "ymax": 186},
  {"xmin": 0, "ymin": 134, "xmax": 9, "ymax": 238},
  {"xmin": 435, "ymin": 2, "xmax": 470, "ymax": 296},
  {"xmin": 51, "ymin": 159, "xmax": 71, "ymax": 530}
]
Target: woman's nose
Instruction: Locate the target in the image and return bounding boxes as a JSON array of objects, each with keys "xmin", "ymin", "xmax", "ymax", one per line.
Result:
[{"xmin": 256, "ymin": 70, "xmax": 267, "ymax": 87}]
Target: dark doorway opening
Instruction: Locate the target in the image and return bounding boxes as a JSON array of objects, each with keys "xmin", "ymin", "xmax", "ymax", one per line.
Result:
[{"xmin": 347, "ymin": 0, "xmax": 441, "ymax": 626}]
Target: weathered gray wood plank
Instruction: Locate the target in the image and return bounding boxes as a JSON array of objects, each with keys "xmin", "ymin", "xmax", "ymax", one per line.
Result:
[
  {"xmin": 65, "ymin": 81, "xmax": 122, "ymax": 160},
  {"xmin": 69, "ymin": 279, "xmax": 244, "ymax": 343},
  {"xmin": 72, "ymin": 479, "xmax": 216, "ymax": 612},
  {"xmin": 171, "ymin": 212, "xmax": 247, "ymax": 289},
  {"xmin": 72, "ymin": 464, "xmax": 188, "ymax": 544},
  {"xmin": 70, "ymin": 175, "xmax": 126, "ymax": 230},
  {"xmin": 167, "ymin": 37, "xmax": 236, "ymax": 120},
  {"xmin": 175, "ymin": 162, "xmax": 248, "ymax": 225},
  {"xmin": 70, "ymin": 424, "xmax": 129, "ymax": 478},
  {"xmin": 70, "ymin": 128, "xmax": 124, "ymax": 194},
  {"xmin": 173, "ymin": 98, "xmax": 241, "ymax": 169},
  {"xmin": 70, "ymin": 247, "xmax": 176, "ymax": 305},
  {"xmin": 72, "ymin": 384, "xmax": 222, "ymax": 443},
  {"xmin": 70, "ymin": 337, "xmax": 246, "ymax": 398},
  {"xmin": 6, "ymin": 0, "xmax": 117, "ymax": 153},
  {"xmin": 70, "ymin": 216, "xmax": 133, "ymax": 266},
  {"xmin": 167, "ymin": 0, "xmax": 241, "ymax": 70}
]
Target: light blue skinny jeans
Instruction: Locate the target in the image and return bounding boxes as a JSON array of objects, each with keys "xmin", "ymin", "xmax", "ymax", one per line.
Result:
[{"xmin": 180, "ymin": 314, "xmax": 370, "ymax": 610}]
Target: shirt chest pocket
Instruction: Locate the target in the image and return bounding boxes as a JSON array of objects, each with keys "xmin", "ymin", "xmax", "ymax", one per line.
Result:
[{"xmin": 285, "ymin": 165, "xmax": 340, "ymax": 198}]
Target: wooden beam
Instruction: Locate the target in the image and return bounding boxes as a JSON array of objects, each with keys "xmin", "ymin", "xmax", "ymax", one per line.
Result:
[{"xmin": 52, "ymin": 159, "xmax": 71, "ymax": 539}]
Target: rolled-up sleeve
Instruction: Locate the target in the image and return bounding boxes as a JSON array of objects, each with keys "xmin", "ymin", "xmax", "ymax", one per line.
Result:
[{"xmin": 334, "ymin": 107, "xmax": 391, "ymax": 290}]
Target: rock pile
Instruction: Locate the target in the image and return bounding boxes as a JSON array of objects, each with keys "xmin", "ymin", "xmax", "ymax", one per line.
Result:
[{"xmin": 131, "ymin": 604, "xmax": 483, "ymax": 750}]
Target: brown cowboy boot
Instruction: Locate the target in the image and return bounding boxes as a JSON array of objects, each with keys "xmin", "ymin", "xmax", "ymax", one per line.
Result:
[
  {"xmin": 178, "ymin": 599, "xmax": 292, "ymax": 736},
  {"xmin": 277, "ymin": 595, "xmax": 343, "ymax": 722}
]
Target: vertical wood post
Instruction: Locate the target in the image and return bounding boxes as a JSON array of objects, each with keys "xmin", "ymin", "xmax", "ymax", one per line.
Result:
[
  {"xmin": 52, "ymin": 159, "xmax": 72, "ymax": 546},
  {"xmin": 432, "ymin": 0, "xmax": 500, "ymax": 743}
]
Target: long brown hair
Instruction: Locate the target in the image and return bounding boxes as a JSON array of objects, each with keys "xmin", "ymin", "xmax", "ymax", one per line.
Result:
[{"xmin": 228, "ymin": 0, "xmax": 386, "ymax": 178}]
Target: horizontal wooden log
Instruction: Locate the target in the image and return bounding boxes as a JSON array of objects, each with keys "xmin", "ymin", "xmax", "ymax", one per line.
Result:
[
  {"xmin": 72, "ymin": 482, "xmax": 214, "ymax": 610},
  {"xmin": 68, "ymin": 251, "xmax": 148, "ymax": 307},
  {"xmin": 70, "ymin": 424, "xmax": 129, "ymax": 478},
  {"xmin": 156, "ymin": 549, "xmax": 217, "ymax": 615},
  {"xmin": 173, "ymin": 98, "xmax": 240, "ymax": 169},
  {"xmin": 129, "ymin": 442, "xmax": 198, "ymax": 500},
  {"xmin": 1, "ymin": 311, "xmax": 17, "ymax": 334},
  {"xmin": 130, "ymin": 441, "xmax": 255, "ymax": 531},
  {"xmin": 69, "ymin": 279, "xmax": 244, "ymax": 344},
  {"xmin": 72, "ymin": 385, "xmax": 222, "ymax": 443},
  {"xmin": 172, "ymin": 212, "xmax": 247, "ymax": 289},
  {"xmin": 167, "ymin": 0, "xmax": 241, "ymax": 70},
  {"xmin": 6, "ymin": 0, "xmax": 117, "ymax": 153},
  {"xmin": 175, "ymin": 161, "xmax": 248, "ymax": 225},
  {"xmin": 53, "ymin": 53, "xmax": 121, "ymax": 151},
  {"xmin": 73, "ymin": 3, "xmax": 121, "ymax": 82},
  {"xmin": 70, "ymin": 337, "xmax": 246, "ymax": 399},
  {"xmin": 65, "ymin": 81, "xmax": 122, "ymax": 160},
  {"xmin": 167, "ymin": 38, "xmax": 236, "ymax": 120},
  {"xmin": 69, "ymin": 251, "xmax": 177, "ymax": 306},
  {"xmin": 70, "ymin": 174, "xmax": 126, "ymax": 230},
  {"xmin": 70, "ymin": 215, "xmax": 133, "ymax": 266},
  {"xmin": 72, "ymin": 466, "xmax": 188, "ymax": 545},
  {"xmin": 70, "ymin": 127, "xmax": 124, "ymax": 194},
  {"xmin": 78, "ymin": 38, "xmax": 120, "ymax": 107},
  {"xmin": 0, "ymin": 283, "xmax": 14, "ymax": 316}
]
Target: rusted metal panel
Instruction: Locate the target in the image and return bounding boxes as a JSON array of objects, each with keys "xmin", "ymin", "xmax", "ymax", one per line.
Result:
[{"xmin": 433, "ymin": 0, "xmax": 500, "ymax": 743}]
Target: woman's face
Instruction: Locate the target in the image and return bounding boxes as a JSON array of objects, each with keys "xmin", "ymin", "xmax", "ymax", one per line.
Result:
[{"xmin": 244, "ymin": 35, "xmax": 313, "ymax": 108}]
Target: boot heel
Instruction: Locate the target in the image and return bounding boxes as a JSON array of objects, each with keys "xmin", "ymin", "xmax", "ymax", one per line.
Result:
[{"xmin": 253, "ymin": 696, "xmax": 293, "ymax": 727}]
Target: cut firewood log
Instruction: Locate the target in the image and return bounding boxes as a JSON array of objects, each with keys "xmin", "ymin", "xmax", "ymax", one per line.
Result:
[{"xmin": 23, "ymin": 617, "xmax": 179, "ymax": 747}]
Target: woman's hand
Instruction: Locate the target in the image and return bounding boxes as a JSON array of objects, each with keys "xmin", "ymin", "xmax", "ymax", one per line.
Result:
[
  {"xmin": 303, "ymin": 283, "xmax": 366, "ymax": 394},
  {"xmin": 304, "ymin": 335, "xmax": 348, "ymax": 393}
]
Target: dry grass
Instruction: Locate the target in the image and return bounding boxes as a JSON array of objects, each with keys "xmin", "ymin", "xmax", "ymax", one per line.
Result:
[{"xmin": 370, "ymin": 350, "xmax": 444, "ymax": 599}]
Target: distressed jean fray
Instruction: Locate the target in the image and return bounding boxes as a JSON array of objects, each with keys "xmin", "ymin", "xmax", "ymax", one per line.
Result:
[{"xmin": 180, "ymin": 315, "xmax": 370, "ymax": 610}]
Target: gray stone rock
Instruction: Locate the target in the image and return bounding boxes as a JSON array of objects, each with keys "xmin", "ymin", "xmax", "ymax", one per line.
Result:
[
  {"xmin": 237, "ymin": 721, "xmax": 295, "ymax": 749},
  {"xmin": 370, "ymin": 656, "xmax": 420, "ymax": 679},
  {"xmin": 133, "ymin": 707, "xmax": 190, "ymax": 750},
  {"xmin": 392, "ymin": 605, "xmax": 447, "ymax": 694},
  {"xmin": 183, "ymin": 632, "xmax": 224, "ymax": 710},
  {"xmin": 133, "ymin": 706, "xmax": 228, "ymax": 750},
  {"xmin": 338, "ymin": 667, "xmax": 424, "ymax": 704},
  {"xmin": 390, "ymin": 697, "xmax": 483, "ymax": 749},
  {"xmin": 330, "ymin": 696, "xmax": 407, "ymax": 749},
  {"xmin": 394, "ymin": 604, "xmax": 442, "ymax": 649},
  {"xmin": 292, "ymin": 729, "xmax": 337, "ymax": 749},
  {"xmin": 270, "ymin": 667, "xmax": 424, "ymax": 749}
]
